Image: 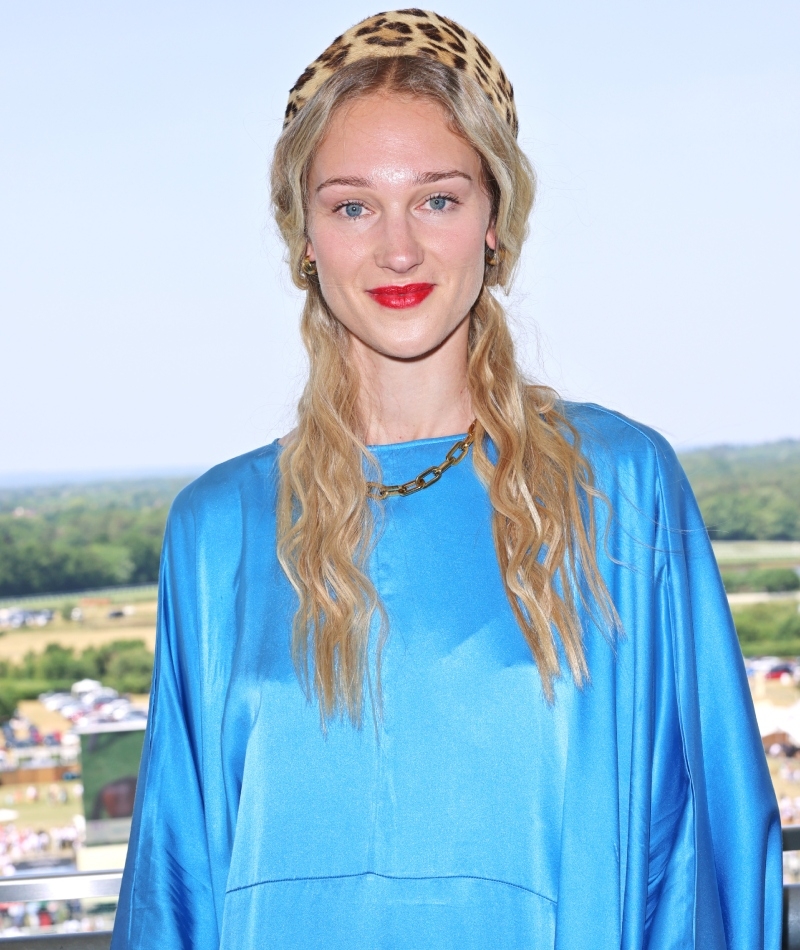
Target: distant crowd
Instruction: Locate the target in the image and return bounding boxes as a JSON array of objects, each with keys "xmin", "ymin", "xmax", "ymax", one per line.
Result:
[{"xmin": 0, "ymin": 814, "xmax": 83, "ymax": 876}]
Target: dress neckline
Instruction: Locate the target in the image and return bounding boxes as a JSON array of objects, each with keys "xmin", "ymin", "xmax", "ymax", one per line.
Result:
[
  {"xmin": 366, "ymin": 431, "xmax": 470, "ymax": 452},
  {"xmin": 273, "ymin": 432, "xmax": 470, "ymax": 453}
]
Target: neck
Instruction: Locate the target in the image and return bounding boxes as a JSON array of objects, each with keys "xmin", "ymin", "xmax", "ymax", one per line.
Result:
[{"xmin": 351, "ymin": 319, "xmax": 473, "ymax": 445}]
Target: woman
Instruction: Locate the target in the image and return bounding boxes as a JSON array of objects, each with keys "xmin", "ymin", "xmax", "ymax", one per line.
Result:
[{"xmin": 112, "ymin": 11, "xmax": 781, "ymax": 949}]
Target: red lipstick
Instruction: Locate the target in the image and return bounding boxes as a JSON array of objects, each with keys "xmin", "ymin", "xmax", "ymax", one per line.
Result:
[{"xmin": 367, "ymin": 283, "xmax": 434, "ymax": 309}]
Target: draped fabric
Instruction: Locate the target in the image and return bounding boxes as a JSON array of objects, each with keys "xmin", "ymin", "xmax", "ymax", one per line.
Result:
[{"xmin": 111, "ymin": 403, "xmax": 781, "ymax": 950}]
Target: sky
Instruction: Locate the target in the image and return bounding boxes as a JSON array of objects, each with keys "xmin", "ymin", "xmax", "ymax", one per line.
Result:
[{"xmin": 1, "ymin": 0, "xmax": 798, "ymax": 481}]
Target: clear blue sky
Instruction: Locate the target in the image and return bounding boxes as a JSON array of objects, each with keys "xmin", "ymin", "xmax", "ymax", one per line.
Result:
[{"xmin": 1, "ymin": 0, "xmax": 798, "ymax": 479}]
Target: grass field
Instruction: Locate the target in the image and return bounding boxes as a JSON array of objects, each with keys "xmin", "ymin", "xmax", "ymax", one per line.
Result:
[
  {"xmin": 0, "ymin": 601, "xmax": 157, "ymax": 665},
  {"xmin": 16, "ymin": 700, "xmax": 74, "ymax": 733},
  {"xmin": 0, "ymin": 782, "xmax": 85, "ymax": 833},
  {"xmin": 713, "ymin": 541, "xmax": 800, "ymax": 566},
  {"xmin": 0, "ymin": 585, "xmax": 158, "ymax": 610},
  {"xmin": 0, "ymin": 540, "xmax": 797, "ymax": 670}
]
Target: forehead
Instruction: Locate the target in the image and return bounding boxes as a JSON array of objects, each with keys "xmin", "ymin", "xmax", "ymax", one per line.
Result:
[{"xmin": 310, "ymin": 94, "xmax": 482, "ymax": 182}]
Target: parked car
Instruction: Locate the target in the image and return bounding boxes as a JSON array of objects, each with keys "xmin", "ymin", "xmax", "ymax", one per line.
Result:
[
  {"xmin": 40, "ymin": 692, "xmax": 76, "ymax": 712},
  {"xmin": 62, "ymin": 703, "xmax": 91, "ymax": 722},
  {"xmin": 96, "ymin": 698, "xmax": 129, "ymax": 714},
  {"xmin": 766, "ymin": 663, "xmax": 796, "ymax": 680},
  {"xmin": 82, "ymin": 687, "xmax": 119, "ymax": 708},
  {"xmin": 1, "ymin": 608, "xmax": 54, "ymax": 629}
]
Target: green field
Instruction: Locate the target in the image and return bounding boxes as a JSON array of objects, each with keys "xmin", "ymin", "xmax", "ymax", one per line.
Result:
[
  {"xmin": 713, "ymin": 541, "xmax": 800, "ymax": 565},
  {"xmin": 0, "ymin": 781, "xmax": 84, "ymax": 834},
  {"xmin": 0, "ymin": 585, "xmax": 158, "ymax": 609}
]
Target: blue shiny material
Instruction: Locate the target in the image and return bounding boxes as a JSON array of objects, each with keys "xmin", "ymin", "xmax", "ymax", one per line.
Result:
[{"xmin": 112, "ymin": 404, "xmax": 781, "ymax": 949}]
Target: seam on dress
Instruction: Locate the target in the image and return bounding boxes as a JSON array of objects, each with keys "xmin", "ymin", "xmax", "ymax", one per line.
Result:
[
  {"xmin": 654, "ymin": 449, "xmax": 699, "ymax": 947},
  {"xmin": 225, "ymin": 870, "xmax": 556, "ymax": 904},
  {"xmin": 191, "ymin": 494, "xmax": 223, "ymax": 941},
  {"xmin": 573, "ymin": 403, "xmax": 683, "ymax": 470}
]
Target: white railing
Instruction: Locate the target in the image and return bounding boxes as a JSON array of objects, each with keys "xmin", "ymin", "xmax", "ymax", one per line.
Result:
[
  {"xmin": 0, "ymin": 870, "xmax": 121, "ymax": 904},
  {"xmin": 0, "ymin": 871, "xmax": 120, "ymax": 947}
]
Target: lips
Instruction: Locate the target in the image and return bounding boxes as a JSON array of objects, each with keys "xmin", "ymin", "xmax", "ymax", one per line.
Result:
[{"xmin": 366, "ymin": 283, "xmax": 434, "ymax": 309}]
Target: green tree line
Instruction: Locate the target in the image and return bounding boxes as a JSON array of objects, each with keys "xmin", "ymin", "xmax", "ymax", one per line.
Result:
[
  {"xmin": 0, "ymin": 440, "xmax": 799, "ymax": 598},
  {"xmin": 721, "ymin": 568, "xmax": 800, "ymax": 594},
  {"xmin": 732, "ymin": 602, "xmax": 800, "ymax": 658},
  {"xmin": 680, "ymin": 440, "xmax": 800, "ymax": 540},
  {"xmin": 0, "ymin": 478, "xmax": 191, "ymax": 597}
]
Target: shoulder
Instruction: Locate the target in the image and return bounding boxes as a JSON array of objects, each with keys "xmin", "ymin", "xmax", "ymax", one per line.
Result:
[
  {"xmin": 167, "ymin": 441, "xmax": 282, "ymax": 534},
  {"xmin": 564, "ymin": 402, "xmax": 682, "ymax": 477},
  {"xmin": 564, "ymin": 402, "xmax": 675, "ymax": 463},
  {"xmin": 561, "ymin": 402, "xmax": 690, "ymax": 515}
]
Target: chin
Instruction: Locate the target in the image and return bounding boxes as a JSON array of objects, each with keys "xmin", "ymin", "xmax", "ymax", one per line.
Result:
[
  {"xmin": 345, "ymin": 307, "xmax": 469, "ymax": 361},
  {"xmin": 378, "ymin": 312, "xmax": 468, "ymax": 356},
  {"xmin": 374, "ymin": 336, "xmax": 452, "ymax": 361}
]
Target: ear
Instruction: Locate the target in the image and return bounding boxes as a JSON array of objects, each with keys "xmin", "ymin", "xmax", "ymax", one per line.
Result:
[
  {"xmin": 305, "ymin": 239, "xmax": 316, "ymax": 262},
  {"xmin": 485, "ymin": 221, "xmax": 497, "ymax": 251}
]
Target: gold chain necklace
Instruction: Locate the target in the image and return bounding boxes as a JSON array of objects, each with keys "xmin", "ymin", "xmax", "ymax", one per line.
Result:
[{"xmin": 366, "ymin": 422, "xmax": 476, "ymax": 500}]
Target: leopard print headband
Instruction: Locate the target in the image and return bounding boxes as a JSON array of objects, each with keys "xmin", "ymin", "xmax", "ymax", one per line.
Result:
[{"xmin": 284, "ymin": 9, "xmax": 518, "ymax": 136}]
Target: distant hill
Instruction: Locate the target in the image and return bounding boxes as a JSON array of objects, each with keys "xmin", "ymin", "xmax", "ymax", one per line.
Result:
[
  {"xmin": 679, "ymin": 440, "xmax": 800, "ymax": 541},
  {"xmin": 0, "ymin": 476, "xmax": 195, "ymax": 516}
]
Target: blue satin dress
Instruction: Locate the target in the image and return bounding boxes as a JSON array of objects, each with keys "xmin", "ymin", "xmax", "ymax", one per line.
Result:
[{"xmin": 111, "ymin": 403, "xmax": 781, "ymax": 950}]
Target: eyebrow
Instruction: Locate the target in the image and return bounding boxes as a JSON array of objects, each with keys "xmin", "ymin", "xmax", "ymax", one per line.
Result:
[{"xmin": 315, "ymin": 169, "xmax": 473, "ymax": 193}]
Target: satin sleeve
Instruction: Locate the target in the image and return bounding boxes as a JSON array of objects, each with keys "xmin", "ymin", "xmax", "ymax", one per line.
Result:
[
  {"xmin": 111, "ymin": 497, "xmax": 219, "ymax": 950},
  {"xmin": 645, "ymin": 446, "xmax": 782, "ymax": 949}
]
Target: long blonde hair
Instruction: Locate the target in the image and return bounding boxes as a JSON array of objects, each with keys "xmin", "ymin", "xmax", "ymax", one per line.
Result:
[{"xmin": 271, "ymin": 56, "xmax": 617, "ymax": 724}]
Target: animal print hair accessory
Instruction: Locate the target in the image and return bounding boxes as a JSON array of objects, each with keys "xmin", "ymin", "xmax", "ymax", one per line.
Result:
[{"xmin": 284, "ymin": 9, "xmax": 518, "ymax": 136}]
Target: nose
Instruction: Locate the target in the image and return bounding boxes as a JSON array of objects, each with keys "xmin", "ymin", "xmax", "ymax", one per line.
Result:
[{"xmin": 374, "ymin": 208, "xmax": 423, "ymax": 274}]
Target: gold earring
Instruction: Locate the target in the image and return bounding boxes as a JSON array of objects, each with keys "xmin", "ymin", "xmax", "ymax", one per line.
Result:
[
  {"xmin": 301, "ymin": 256, "xmax": 317, "ymax": 277},
  {"xmin": 485, "ymin": 246, "xmax": 500, "ymax": 266}
]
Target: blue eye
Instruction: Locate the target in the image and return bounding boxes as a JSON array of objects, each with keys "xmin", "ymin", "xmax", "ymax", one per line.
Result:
[
  {"xmin": 344, "ymin": 203, "xmax": 363, "ymax": 217},
  {"xmin": 428, "ymin": 196, "xmax": 448, "ymax": 211}
]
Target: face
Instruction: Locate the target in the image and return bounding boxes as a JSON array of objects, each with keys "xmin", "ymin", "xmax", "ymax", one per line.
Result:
[{"xmin": 305, "ymin": 93, "xmax": 496, "ymax": 363}]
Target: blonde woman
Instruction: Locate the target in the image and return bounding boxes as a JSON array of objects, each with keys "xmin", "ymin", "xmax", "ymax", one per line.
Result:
[{"xmin": 112, "ymin": 11, "xmax": 781, "ymax": 950}]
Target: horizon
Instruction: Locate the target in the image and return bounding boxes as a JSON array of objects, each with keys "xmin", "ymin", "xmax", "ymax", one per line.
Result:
[{"xmin": 1, "ymin": 434, "xmax": 799, "ymax": 493}]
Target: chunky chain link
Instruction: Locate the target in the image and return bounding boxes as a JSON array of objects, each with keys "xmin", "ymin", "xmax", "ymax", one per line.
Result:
[{"xmin": 366, "ymin": 422, "xmax": 476, "ymax": 500}]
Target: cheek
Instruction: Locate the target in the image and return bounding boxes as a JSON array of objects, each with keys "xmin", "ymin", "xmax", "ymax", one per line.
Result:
[
  {"xmin": 430, "ymin": 217, "xmax": 488, "ymax": 270},
  {"xmin": 312, "ymin": 225, "xmax": 366, "ymax": 286},
  {"xmin": 313, "ymin": 237, "xmax": 371, "ymax": 331},
  {"xmin": 435, "ymin": 237, "xmax": 486, "ymax": 307}
]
